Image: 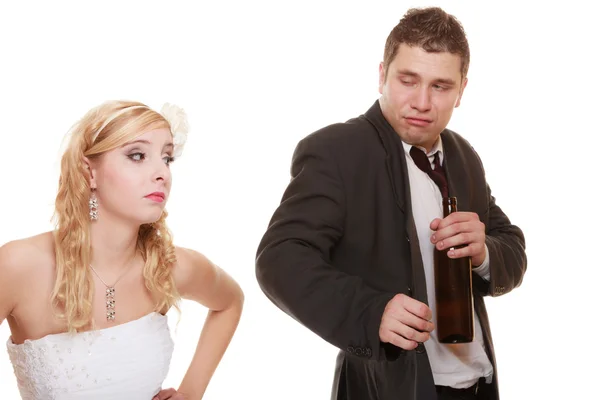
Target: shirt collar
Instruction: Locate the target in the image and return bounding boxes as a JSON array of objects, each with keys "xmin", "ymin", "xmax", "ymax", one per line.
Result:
[{"xmin": 401, "ymin": 136, "xmax": 445, "ymax": 165}]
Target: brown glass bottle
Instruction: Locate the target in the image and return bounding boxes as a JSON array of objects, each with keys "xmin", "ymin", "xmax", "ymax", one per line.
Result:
[{"xmin": 434, "ymin": 197, "xmax": 474, "ymax": 343}]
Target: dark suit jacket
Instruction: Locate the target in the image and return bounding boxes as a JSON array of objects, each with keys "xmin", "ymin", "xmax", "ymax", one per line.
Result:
[{"xmin": 256, "ymin": 100, "xmax": 527, "ymax": 400}]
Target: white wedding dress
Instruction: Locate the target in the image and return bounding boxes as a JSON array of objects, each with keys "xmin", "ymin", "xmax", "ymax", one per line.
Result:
[{"xmin": 6, "ymin": 312, "xmax": 174, "ymax": 399}]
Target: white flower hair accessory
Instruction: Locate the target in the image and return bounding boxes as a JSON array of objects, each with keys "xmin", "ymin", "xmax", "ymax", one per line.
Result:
[{"xmin": 160, "ymin": 103, "xmax": 189, "ymax": 158}]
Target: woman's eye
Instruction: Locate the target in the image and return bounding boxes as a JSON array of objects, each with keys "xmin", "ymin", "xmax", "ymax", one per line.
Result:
[{"xmin": 128, "ymin": 152, "xmax": 145, "ymax": 162}]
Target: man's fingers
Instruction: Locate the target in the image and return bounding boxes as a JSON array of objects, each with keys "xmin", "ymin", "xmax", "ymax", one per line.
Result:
[
  {"xmin": 395, "ymin": 308, "xmax": 435, "ymax": 333},
  {"xmin": 447, "ymin": 242, "xmax": 484, "ymax": 259},
  {"xmin": 430, "ymin": 218, "xmax": 442, "ymax": 231},
  {"xmin": 397, "ymin": 294, "xmax": 433, "ymax": 321},
  {"xmin": 391, "ymin": 317, "xmax": 431, "ymax": 342},
  {"xmin": 380, "ymin": 294, "xmax": 435, "ymax": 350},
  {"xmin": 435, "ymin": 212, "xmax": 479, "ymax": 231},
  {"xmin": 432, "ymin": 221, "xmax": 478, "ymax": 242},
  {"xmin": 379, "ymin": 326, "xmax": 419, "ymax": 350},
  {"xmin": 435, "ymin": 231, "xmax": 473, "ymax": 250},
  {"xmin": 380, "ymin": 317, "xmax": 431, "ymax": 349}
]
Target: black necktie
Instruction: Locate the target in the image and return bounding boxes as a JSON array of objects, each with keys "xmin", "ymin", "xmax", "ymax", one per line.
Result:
[{"xmin": 409, "ymin": 146, "xmax": 449, "ymax": 198}]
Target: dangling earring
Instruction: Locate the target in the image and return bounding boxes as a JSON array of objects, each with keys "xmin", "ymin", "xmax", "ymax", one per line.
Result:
[{"xmin": 89, "ymin": 191, "xmax": 98, "ymax": 221}]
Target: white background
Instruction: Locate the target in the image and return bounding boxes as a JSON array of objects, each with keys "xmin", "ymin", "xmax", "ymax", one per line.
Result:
[{"xmin": 0, "ymin": 0, "xmax": 597, "ymax": 398}]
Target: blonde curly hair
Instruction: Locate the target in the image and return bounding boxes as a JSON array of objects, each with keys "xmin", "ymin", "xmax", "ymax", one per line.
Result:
[{"xmin": 52, "ymin": 100, "xmax": 181, "ymax": 332}]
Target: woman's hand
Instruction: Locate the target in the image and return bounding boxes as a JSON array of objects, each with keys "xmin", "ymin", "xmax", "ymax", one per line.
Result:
[{"xmin": 153, "ymin": 388, "xmax": 187, "ymax": 400}]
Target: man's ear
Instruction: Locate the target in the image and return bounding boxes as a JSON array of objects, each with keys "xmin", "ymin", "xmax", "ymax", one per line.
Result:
[
  {"xmin": 378, "ymin": 62, "xmax": 386, "ymax": 94},
  {"xmin": 455, "ymin": 77, "xmax": 468, "ymax": 108}
]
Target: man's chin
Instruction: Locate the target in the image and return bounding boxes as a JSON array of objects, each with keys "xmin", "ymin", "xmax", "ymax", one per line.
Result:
[{"xmin": 400, "ymin": 130, "xmax": 438, "ymax": 147}]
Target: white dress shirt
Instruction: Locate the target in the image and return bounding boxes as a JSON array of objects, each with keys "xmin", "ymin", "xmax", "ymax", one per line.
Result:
[{"xmin": 401, "ymin": 138, "xmax": 493, "ymax": 388}]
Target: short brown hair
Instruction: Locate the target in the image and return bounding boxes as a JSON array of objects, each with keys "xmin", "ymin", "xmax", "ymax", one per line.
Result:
[{"xmin": 383, "ymin": 7, "xmax": 470, "ymax": 78}]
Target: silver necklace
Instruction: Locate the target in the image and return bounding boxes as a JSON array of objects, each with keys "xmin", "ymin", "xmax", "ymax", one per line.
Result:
[{"xmin": 89, "ymin": 255, "xmax": 136, "ymax": 321}]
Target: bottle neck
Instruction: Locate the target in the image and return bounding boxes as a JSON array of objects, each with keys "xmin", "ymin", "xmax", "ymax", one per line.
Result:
[{"xmin": 442, "ymin": 197, "xmax": 458, "ymax": 217}]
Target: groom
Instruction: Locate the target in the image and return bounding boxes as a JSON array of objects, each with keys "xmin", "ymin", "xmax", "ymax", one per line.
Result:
[{"xmin": 256, "ymin": 7, "xmax": 526, "ymax": 400}]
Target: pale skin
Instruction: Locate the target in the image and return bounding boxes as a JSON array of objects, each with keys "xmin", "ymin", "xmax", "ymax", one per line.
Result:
[
  {"xmin": 0, "ymin": 127, "xmax": 243, "ymax": 399},
  {"xmin": 377, "ymin": 44, "xmax": 486, "ymax": 351}
]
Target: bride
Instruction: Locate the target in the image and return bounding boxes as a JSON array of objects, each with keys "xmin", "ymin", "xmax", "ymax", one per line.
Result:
[{"xmin": 0, "ymin": 101, "xmax": 244, "ymax": 399}]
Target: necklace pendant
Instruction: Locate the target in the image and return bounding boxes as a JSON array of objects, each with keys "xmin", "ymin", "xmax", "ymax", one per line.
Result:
[{"xmin": 106, "ymin": 287, "xmax": 116, "ymax": 321}]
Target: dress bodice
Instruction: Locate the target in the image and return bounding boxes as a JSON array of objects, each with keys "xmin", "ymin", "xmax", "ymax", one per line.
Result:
[{"xmin": 6, "ymin": 312, "xmax": 174, "ymax": 399}]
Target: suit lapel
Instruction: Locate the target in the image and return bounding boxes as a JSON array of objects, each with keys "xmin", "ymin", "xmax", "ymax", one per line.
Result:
[
  {"xmin": 364, "ymin": 101, "xmax": 406, "ymax": 214},
  {"xmin": 363, "ymin": 105, "xmax": 475, "ymax": 305},
  {"xmin": 440, "ymin": 131, "xmax": 472, "ymax": 212},
  {"xmin": 364, "ymin": 101, "xmax": 429, "ymax": 305}
]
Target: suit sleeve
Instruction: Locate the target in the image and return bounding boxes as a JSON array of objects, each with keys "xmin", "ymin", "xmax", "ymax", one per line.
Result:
[
  {"xmin": 473, "ymin": 184, "xmax": 527, "ymax": 297},
  {"xmin": 255, "ymin": 135, "xmax": 395, "ymax": 360}
]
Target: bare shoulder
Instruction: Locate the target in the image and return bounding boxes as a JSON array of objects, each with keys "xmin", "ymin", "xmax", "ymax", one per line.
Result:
[
  {"xmin": 174, "ymin": 246, "xmax": 216, "ymax": 277},
  {"xmin": 0, "ymin": 231, "xmax": 55, "ymax": 319},
  {"xmin": 172, "ymin": 246, "xmax": 218, "ymax": 296},
  {"xmin": 172, "ymin": 246, "xmax": 243, "ymax": 309},
  {"xmin": 0, "ymin": 231, "xmax": 54, "ymax": 273}
]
